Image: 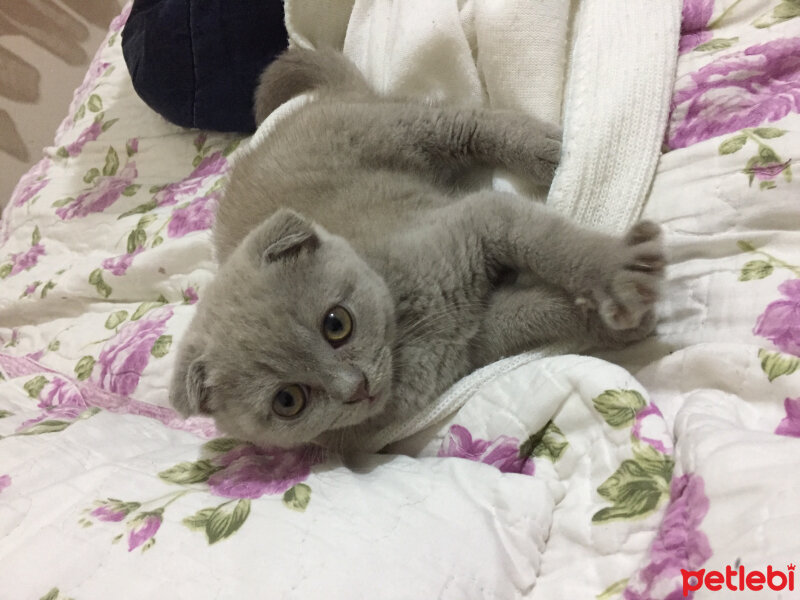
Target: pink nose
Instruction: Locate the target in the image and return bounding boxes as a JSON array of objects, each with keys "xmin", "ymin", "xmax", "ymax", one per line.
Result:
[{"xmin": 345, "ymin": 377, "xmax": 370, "ymax": 405}]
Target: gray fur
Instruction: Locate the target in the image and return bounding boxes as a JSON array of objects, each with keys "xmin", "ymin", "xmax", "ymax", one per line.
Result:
[{"xmin": 170, "ymin": 48, "xmax": 665, "ymax": 452}]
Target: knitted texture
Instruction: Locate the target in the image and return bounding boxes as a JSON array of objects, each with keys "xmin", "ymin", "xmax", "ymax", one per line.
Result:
[{"xmin": 547, "ymin": 0, "xmax": 682, "ymax": 234}]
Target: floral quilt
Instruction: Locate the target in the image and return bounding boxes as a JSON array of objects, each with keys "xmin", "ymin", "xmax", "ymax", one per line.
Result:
[{"xmin": 2, "ymin": 1, "xmax": 800, "ymax": 598}]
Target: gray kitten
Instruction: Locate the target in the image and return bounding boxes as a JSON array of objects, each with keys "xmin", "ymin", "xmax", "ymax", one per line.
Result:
[{"xmin": 169, "ymin": 48, "xmax": 665, "ymax": 452}]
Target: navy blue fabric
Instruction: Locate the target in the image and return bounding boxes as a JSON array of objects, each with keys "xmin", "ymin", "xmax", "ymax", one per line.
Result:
[{"xmin": 122, "ymin": 0, "xmax": 287, "ymax": 133}]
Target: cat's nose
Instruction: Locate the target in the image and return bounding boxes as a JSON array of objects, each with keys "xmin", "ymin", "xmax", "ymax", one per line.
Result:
[{"xmin": 344, "ymin": 376, "xmax": 370, "ymax": 405}]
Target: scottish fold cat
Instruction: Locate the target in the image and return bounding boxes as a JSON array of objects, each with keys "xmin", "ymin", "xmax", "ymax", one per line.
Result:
[{"xmin": 170, "ymin": 48, "xmax": 665, "ymax": 452}]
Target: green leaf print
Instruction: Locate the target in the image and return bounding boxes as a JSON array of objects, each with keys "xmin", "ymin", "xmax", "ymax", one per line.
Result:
[
  {"xmin": 31, "ymin": 226, "xmax": 41, "ymax": 246},
  {"xmin": 718, "ymin": 134, "xmax": 747, "ymax": 155},
  {"xmin": 24, "ymin": 375, "xmax": 48, "ymax": 398},
  {"xmin": 104, "ymin": 310, "xmax": 129, "ymax": 329},
  {"xmin": 592, "ymin": 461, "xmax": 664, "ymax": 523},
  {"xmin": 51, "ymin": 197, "xmax": 74, "ymax": 208},
  {"xmin": 158, "ymin": 460, "xmax": 222, "ymax": 485},
  {"xmin": 753, "ymin": 127, "xmax": 786, "ymax": 139},
  {"xmin": 102, "ymin": 146, "xmax": 119, "ymax": 177},
  {"xmin": 56, "ymin": 146, "xmax": 69, "ymax": 159},
  {"xmin": 39, "ymin": 588, "xmax": 59, "ymax": 600},
  {"xmin": 203, "ymin": 437, "xmax": 245, "ymax": 454},
  {"xmin": 758, "ymin": 348, "xmax": 800, "ymax": 382},
  {"xmin": 137, "ymin": 214, "xmax": 157, "ymax": 229},
  {"xmin": 519, "ymin": 420, "xmax": 569, "ymax": 462},
  {"xmin": 592, "ymin": 390, "xmax": 647, "ymax": 428},
  {"xmin": 88, "ymin": 268, "xmax": 112, "ymax": 298},
  {"xmin": 47, "ymin": 339, "xmax": 60, "ymax": 352},
  {"xmin": 283, "ymin": 483, "xmax": 312, "ymax": 512},
  {"xmin": 0, "ymin": 263, "xmax": 11, "ymax": 279},
  {"xmin": 222, "ymin": 139, "xmax": 241, "ymax": 157},
  {"xmin": 0, "ymin": 409, "xmax": 15, "ymax": 418},
  {"xmin": 150, "ymin": 335, "xmax": 172, "ymax": 358},
  {"xmin": 632, "ymin": 440, "xmax": 674, "ymax": 482},
  {"xmin": 126, "ymin": 228, "xmax": 146, "ymax": 253},
  {"xmin": 101, "ymin": 118, "xmax": 119, "ymax": 132},
  {"xmin": 83, "ymin": 168, "xmax": 100, "ymax": 184},
  {"xmin": 131, "ymin": 295, "xmax": 168, "ymax": 320},
  {"xmin": 205, "ymin": 500, "xmax": 251, "ymax": 544},
  {"xmin": 118, "ymin": 199, "xmax": 157, "ymax": 219},
  {"xmin": 739, "ymin": 260, "xmax": 774, "ymax": 281},
  {"xmin": 774, "ymin": 0, "xmax": 800, "ymax": 17},
  {"xmin": 121, "ymin": 184, "xmax": 141, "ymax": 197},
  {"xmin": 592, "ymin": 442, "xmax": 673, "ymax": 524},
  {"xmin": 74, "ymin": 356, "xmax": 95, "ymax": 381},
  {"xmin": 182, "ymin": 507, "xmax": 216, "ymax": 531},
  {"xmin": 87, "ymin": 94, "xmax": 103, "ymax": 112},
  {"xmin": 74, "ymin": 103, "xmax": 86, "ymax": 122},
  {"xmin": 18, "ymin": 420, "xmax": 72, "ymax": 436},
  {"xmin": 694, "ymin": 37, "xmax": 738, "ymax": 52},
  {"xmin": 754, "ymin": 0, "xmax": 800, "ymax": 27},
  {"xmin": 759, "ymin": 145, "xmax": 781, "ymax": 164},
  {"xmin": 596, "ymin": 578, "xmax": 629, "ymax": 600}
]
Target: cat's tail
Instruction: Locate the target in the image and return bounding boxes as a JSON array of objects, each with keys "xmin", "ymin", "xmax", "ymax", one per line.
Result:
[{"xmin": 253, "ymin": 47, "xmax": 376, "ymax": 125}]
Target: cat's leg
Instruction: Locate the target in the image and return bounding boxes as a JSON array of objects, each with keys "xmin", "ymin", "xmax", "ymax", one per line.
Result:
[
  {"xmin": 448, "ymin": 191, "xmax": 665, "ymax": 335},
  {"xmin": 300, "ymin": 101, "xmax": 561, "ymax": 185},
  {"xmin": 469, "ymin": 284, "xmax": 656, "ymax": 368}
]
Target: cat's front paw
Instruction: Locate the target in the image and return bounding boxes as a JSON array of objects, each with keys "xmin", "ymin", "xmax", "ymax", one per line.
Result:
[
  {"xmin": 577, "ymin": 221, "xmax": 665, "ymax": 343},
  {"xmin": 531, "ymin": 130, "xmax": 562, "ymax": 185}
]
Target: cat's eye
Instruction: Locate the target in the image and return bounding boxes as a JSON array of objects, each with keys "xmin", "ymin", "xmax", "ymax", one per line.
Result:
[
  {"xmin": 272, "ymin": 385, "xmax": 307, "ymax": 418},
  {"xmin": 322, "ymin": 305, "xmax": 353, "ymax": 346}
]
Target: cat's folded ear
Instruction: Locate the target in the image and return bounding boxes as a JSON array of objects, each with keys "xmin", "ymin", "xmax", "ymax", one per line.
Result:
[
  {"xmin": 169, "ymin": 323, "xmax": 211, "ymax": 417},
  {"xmin": 254, "ymin": 208, "xmax": 320, "ymax": 263}
]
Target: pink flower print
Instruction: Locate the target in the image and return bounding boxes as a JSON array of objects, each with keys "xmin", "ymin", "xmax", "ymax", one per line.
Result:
[
  {"xmin": 66, "ymin": 120, "xmax": 103, "ymax": 157},
  {"xmin": 183, "ymin": 287, "xmax": 199, "ymax": 304},
  {"xmin": 10, "ymin": 158, "xmax": 50, "ymax": 207},
  {"xmin": 751, "ymin": 159, "xmax": 792, "ymax": 181},
  {"xmin": 754, "ymin": 279, "xmax": 800, "ymax": 356},
  {"xmin": 91, "ymin": 499, "xmax": 141, "ymax": 523},
  {"xmin": 0, "ymin": 475, "xmax": 10, "ymax": 494},
  {"xmin": 127, "ymin": 138, "xmax": 139, "ymax": 155},
  {"xmin": 167, "ymin": 192, "xmax": 219, "ymax": 238},
  {"xmin": 40, "ymin": 377, "xmax": 87, "ymax": 416},
  {"xmin": 207, "ymin": 444, "xmax": 325, "ymax": 499},
  {"xmin": 102, "ymin": 246, "xmax": 144, "ymax": 276},
  {"xmin": 669, "ymin": 38, "xmax": 800, "ymax": 149},
  {"xmin": 679, "ymin": 0, "xmax": 713, "ymax": 54},
  {"xmin": 56, "ymin": 162, "xmax": 138, "ymax": 220},
  {"xmin": 18, "ymin": 377, "xmax": 88, "ymax": 430},
  {"xmin": 127, "ymin": 509, "xmax": 162, "ymax": 551},
  {"xmin": 110, "ymin": 3, "xmax": 132, "ymax": 33},
  {"xmin": 155, "ymin": 152, "xmax": 227, "ymax": 208},
  {"xmin": 6, "ymin": 244, "xmax": 45, "ymax": 277},
  {"xmin": 623, "ymin": 474, "xmax": 712, "ymax": 600},
  {"xmin": 93, "ymin": 306, "xmax": 173, "ymax": 395},
  {"xmin": 776, "ymin": 397, "xmax": 800, "ymax": 437},
  {"xmin": 25, "ymin": 350, "xmax": 44, "ymax": 362},
  {"xmin": 74, "ymin": 61, "xmax": 111, "ymax": 107},
  {"xmin": 632, "ymin": 404, "xmax": 672, "ymax": 454},
  {"xmin": 22, "ymin": 282, "xmax": 39, "ymax": 297},
  {"xmin": 438, "ymin": 424, "xmax": 535, "ymax": 475}
]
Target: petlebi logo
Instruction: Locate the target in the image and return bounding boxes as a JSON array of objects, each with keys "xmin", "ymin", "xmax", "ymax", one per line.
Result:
[{"xmin": 682, "ymin": 563, "xmax": 795, "ymax": 596}]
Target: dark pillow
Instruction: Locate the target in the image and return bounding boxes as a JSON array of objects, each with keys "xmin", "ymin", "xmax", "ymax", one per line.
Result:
[{"xmin": 122, "ymin": 0, "xmax": 287, "ymax": 133}]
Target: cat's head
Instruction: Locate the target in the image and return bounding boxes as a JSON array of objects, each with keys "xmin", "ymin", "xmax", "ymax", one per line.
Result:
[{"xmin": 170, "ymin": 209, "xmax": 396, "ymax": 448}]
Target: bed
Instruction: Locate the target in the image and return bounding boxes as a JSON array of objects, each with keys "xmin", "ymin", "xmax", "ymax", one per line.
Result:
[{"xmin": 2, "ymin": 1, "xmax": 800, "ymax": 598}]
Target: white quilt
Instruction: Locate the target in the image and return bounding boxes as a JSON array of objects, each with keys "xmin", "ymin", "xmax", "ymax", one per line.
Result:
[{"xmin": 2, "ymin": 1, "xmax": 800, "ymax": 599}]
